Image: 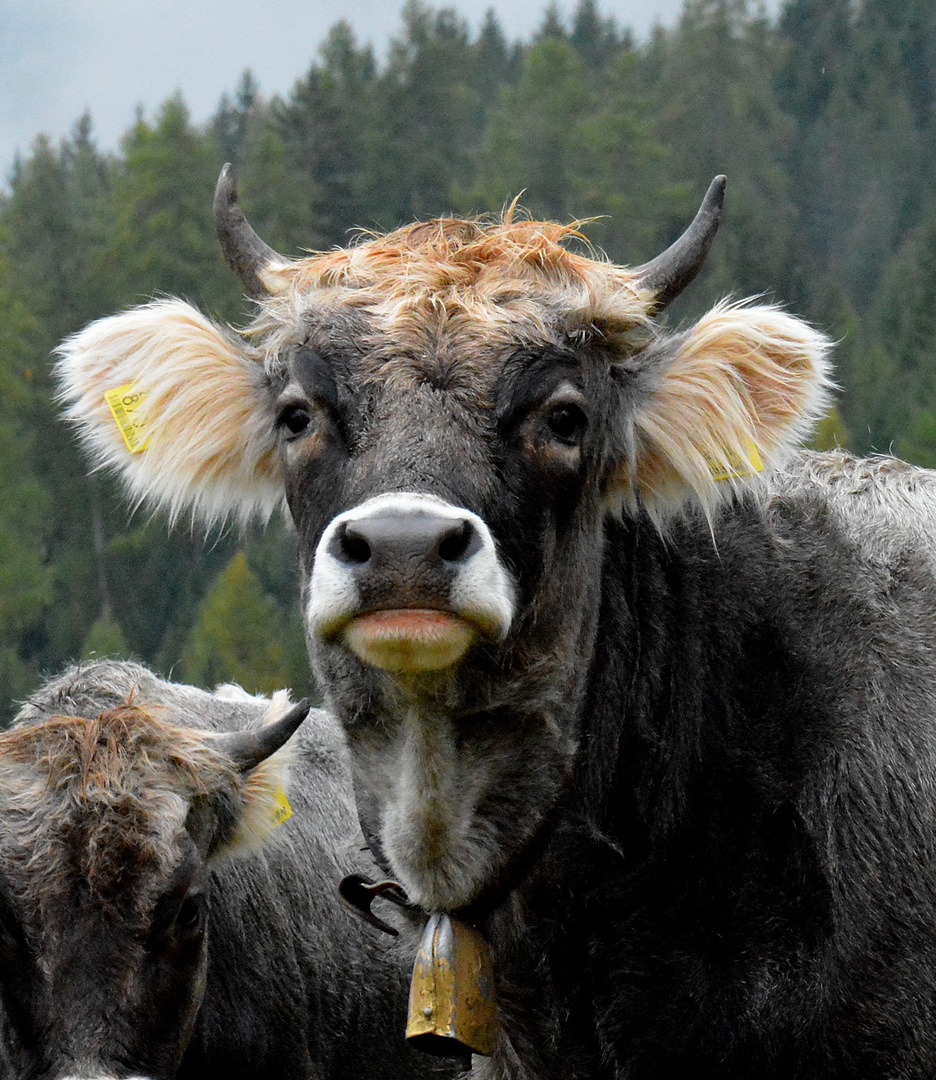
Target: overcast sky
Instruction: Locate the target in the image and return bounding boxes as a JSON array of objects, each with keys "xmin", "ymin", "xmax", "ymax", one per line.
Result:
[{"xmin": 0, "ymin": 0, "xmax": 711, "ymax": 185}]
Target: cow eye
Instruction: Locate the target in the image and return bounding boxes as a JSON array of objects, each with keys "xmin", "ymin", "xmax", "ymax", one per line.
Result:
[
  {"xmin": 174, "ymin": 890, "xmax": 206, "ymax": 937},
  {"xmin": 279, "ymin": 404, "xmax": 312, "ymax": 439},
  {"xmin": 546, "ymin": 402, "xmax": 587, "ymax": 445}
]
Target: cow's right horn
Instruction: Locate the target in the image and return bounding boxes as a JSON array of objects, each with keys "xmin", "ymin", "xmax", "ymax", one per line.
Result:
[
  {"xmin": 631, "ymin": 174, "xmax": 726, "ymax": 313},
  {"xmin": 214, "ymin": 163, "xmax": 291, "ymax": 298},
  {"xmin": 215, "ymin": 699, "xmax": 311, "ymax": 772}
]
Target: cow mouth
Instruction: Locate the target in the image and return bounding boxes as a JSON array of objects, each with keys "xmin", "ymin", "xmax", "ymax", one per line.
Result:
[{"xmin": 344, "ymin": 608, "xmax": 478, "ymax": 673}]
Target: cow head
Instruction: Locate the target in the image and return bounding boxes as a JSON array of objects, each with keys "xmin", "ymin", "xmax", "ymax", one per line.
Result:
[
  {"xmin": 56, "ymin": 170, "xmax": 832, "ymax": 913},
  {"xmin": 0, "ymin": 688, "xmax": 307, "ymax": 1080}
]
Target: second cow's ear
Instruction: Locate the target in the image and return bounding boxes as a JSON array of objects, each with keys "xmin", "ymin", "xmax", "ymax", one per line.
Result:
[
  {"xmin": 199, "ymin": 692, "xmax": 308, "ymax": 861},
  {"xmin": 55, "ymin": 298, "xmax": 283, "ymax": 527},
  {"xmin": 607, "ymin": 300, "xmax": 835, "ymax": 529}
]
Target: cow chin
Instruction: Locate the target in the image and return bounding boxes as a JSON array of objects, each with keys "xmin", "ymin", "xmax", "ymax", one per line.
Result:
[{"xmin": 344, "ymin": 609, "xmax": 478, "ymax": 673}]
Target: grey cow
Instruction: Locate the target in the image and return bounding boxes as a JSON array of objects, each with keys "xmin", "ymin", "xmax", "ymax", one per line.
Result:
[
  {"xmin": 0, "ymin": 660, "xmax": 454, "ymax": 1080},
  {"xmin": 55, "ymin": 171, "xmax": 936, "ymax": 1078}
]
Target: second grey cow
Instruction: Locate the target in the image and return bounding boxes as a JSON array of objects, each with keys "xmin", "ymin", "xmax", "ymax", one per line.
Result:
[{"xmin": 0, "ymin": 660, "xmax": 453, "ymax": 1080}]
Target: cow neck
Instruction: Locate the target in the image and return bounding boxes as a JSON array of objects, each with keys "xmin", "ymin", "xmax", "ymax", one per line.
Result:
[{"xmin": 344, "ymin": 768, "xmax": 572, "ymax": 932}]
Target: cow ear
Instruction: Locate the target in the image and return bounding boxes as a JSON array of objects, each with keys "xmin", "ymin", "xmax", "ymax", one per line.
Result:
[
  {"xmin": 213, "ymin": 691, "xmax": 300, "ymax": 858},
  {"xmin": 609, "ymin": 301, "xmax": 834, "ymax": 528},
  {"xmin": 55, "ymin": 298, "xmax": 283, "ymax": 526}
]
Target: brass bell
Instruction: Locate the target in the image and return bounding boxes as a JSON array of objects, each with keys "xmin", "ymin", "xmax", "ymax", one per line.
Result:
[{"xmin": 406, "ymin": 912, "xmax": 498, "ymax": 1057}]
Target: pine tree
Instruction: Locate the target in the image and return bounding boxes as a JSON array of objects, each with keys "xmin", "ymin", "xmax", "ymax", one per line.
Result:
[
  {"xmin": 472, "ymin": 37, "xmax": 597, "ymax": 220},
  {"xmin": 211, "ymin": 70, "xmax": 262, "ymax": 165},
  {"xmin": 776, "ymin": 0, "xmax": 853, "ymax": 127},
  {"xmin": 82, "ymin": 611, "xmax": 130, "ymax": 659},
  {"xmin": 868, "ymin": 207, "xmax": 936, "ymax": 462},
  {"xmin": 0, "ymin": 247, "xmax": 53, "ymax": 712},
  {"xmin": 182, "ymin": 551, "xmax": 291, "ymax": 696},
  {"xmin": 570, "ymin": 0, "xmax": 625, "ymax": 70},
  {"xmin": 103, "ymin": 95, "xmax": 240, "ymax": 318},
  {"xmin": 647, "ymin": 0, "xmax": 801, "ymax": 311},
  {"xmin": 374, "ymin": 1, "xmax": 483, "ymax": 222},
  {"xmin": 275, "ymin": 20, "xmax": 382, "ymax": 242},
  {"xmin": 536, "ymin": 3, "xmax": 567, "ymax": 42},
  {"xmin": 473, "ymin": 9, "xmax": 516, "ymax": 107}
]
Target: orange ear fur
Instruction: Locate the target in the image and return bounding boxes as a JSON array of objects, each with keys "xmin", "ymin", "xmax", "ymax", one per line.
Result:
[
  {"xmin": 611, "ymin": 301, "xmax": 834, "ymax": 528},
  {"xmin": 55, "ymin": 299, "xmax": 283, "ymax": 527}
]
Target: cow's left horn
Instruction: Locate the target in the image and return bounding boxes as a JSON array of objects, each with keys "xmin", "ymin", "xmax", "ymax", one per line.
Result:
[
  {"xmin": 214, "ymin": 163, "xmax": 290, "ymax": 298},
  {"xmin": 215, "ymin": 699, "xmax": 310, "ymax": 772},
  {"xmin": 631, "ymin": 174, "xmax": 726, "ymax": 313}
]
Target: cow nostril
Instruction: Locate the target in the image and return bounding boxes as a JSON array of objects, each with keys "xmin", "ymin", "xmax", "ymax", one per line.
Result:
[
  {"xmin": 327, "ymin": 511, "xmax": 485, "ymax": 570},
  {"xmin": 332, "ymin": 522, "xmax": 372, "ymax": 565},
  {"xmin": 437, "ymin": 520, "xmax": 480, "ymax": 563}
]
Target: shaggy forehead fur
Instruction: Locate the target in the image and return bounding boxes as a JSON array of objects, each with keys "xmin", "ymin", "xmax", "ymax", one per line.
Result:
[
  {"xmin": 251, "ymin": 214, "xmax": 654, "ymax": 361},
  {"xmin": 0, "ymin": 707, "xmax": 238, "ymax": 921},
  {"xmin": 53, "ymin": 208, "xmax": 833, "ymax": 528}
]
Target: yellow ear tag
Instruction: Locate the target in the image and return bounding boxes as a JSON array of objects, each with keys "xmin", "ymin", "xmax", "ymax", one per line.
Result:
[
  {"xmin": 270, "ymin": 786, "xmax": 292, "ymax": 827},
  {"xmin": 105, "ymin": 384, "xmax": 150, "ymax": 453},
  {"xmin": 708, "ymin": 440, "xmax": 764, "ymax": 482}
]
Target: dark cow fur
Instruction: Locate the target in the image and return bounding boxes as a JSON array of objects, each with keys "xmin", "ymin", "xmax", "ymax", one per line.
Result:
[
  {"xmin": 54, "ymin": 173, "xmax": 936, "ymax": 1078},
  {"xmin": 1, "ymin": 661, "xmax": 455, "ymax": 1080}
]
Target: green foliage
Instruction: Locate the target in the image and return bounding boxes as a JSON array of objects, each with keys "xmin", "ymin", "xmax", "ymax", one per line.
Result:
[
  {"xmin": 648, "ymin": 0, "xmax": 800, "ymax": 311},
  {"xmin": 376, "ymin": 2, "xmax": 486, "ymax": 221},
  {"xmin": 570, "ymin": 0, "xmax": 628, "ymax": 69},
  {"xmin": 473, "ymin": 38, "xmax": 597, "ymax": 219},
  {"xmin": 896, "ymin": 411, "xmax": 936, "ymax": 470},
  {"xmin": 811, "ymin": 408, "xmax": 851, "ymax": 453},
  {"xmin": 182, "ymin": 551, "xmax": 291, "ymax": 696},
  {"xmin": 0, "ymin": 248, "xmax": 54, "ymax": 713},
  {"xmin": 270, "ymin": 23, "xmax": 379, "ymax": 245},
  {"xmin": 104, "ymin": 96, "xmax": 240, "ymax": 318},
  {"xmin": 862, "ymin": 207, "xmax": 936, "ymax": 463},
  {"xmin": 83, "ymin": 610, "xmax": 130, "ymax": 660}
]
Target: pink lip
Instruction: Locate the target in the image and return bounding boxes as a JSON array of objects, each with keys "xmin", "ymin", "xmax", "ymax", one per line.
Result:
[
  {"xmin": 349, "ymin": 609, "xmax": 463, "ymax": 638},
  {"xmin": 343, "ymin": 609, "xmax": 477, "ymax": 673}
]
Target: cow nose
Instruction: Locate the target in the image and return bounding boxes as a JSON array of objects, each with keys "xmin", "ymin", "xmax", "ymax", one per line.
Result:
[
  {"xmin": 328, "ymin": 514, "xmax": 483, "ymax": 569},
  {"xmin": 307, "ymin": 492, "xmax": 516, "ymax": 662}
]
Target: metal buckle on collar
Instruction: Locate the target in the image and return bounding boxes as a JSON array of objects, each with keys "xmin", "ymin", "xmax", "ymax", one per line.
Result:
[{"xmin": 338, "ymin": 873, "xmax": 413, "ymax": 936}]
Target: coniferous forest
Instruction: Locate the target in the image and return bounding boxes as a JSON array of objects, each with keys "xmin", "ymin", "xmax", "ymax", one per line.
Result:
[{"xmin": 1, "ymin": 0, "xmax": 934, "ymax": 718}]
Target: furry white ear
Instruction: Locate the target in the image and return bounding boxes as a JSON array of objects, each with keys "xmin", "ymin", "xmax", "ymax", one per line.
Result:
[
  {"xmin": 222, "ymin": 690, "xmax": 299, "ymax": 856},
  {"xmin": 611, "ymin": 300, "xmax": 834, "ymax": 527},
  {"xmin": 55, "ymin": 298, "xmax": 284, "ymax": 526}
]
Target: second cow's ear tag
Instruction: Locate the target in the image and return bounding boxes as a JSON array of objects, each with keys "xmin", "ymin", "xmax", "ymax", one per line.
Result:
[
  {"xmin": 406, "ymin": 912, "xmax": 498, "ymax": 1057},
  {"xmin": 269, "ymin": 785, "xmax": 292, "ymax": 827}
]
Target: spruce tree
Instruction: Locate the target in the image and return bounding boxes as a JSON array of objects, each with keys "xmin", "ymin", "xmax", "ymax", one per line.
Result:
[{"xmin": 182, "ymin": 551, "xmax": 291, "ymax": 696}]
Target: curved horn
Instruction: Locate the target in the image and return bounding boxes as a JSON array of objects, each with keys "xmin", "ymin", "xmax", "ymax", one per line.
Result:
[
  {"xmin": 213, "ymin": 162, "xmax": 290, "ymax": 298},
  {"xmin": 214, "ymin": 698, "xmax": 310, "ymax": 773},
  {"xmin": 631, "ymin": 175, "xmax": 726, "ymax": 313}
]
